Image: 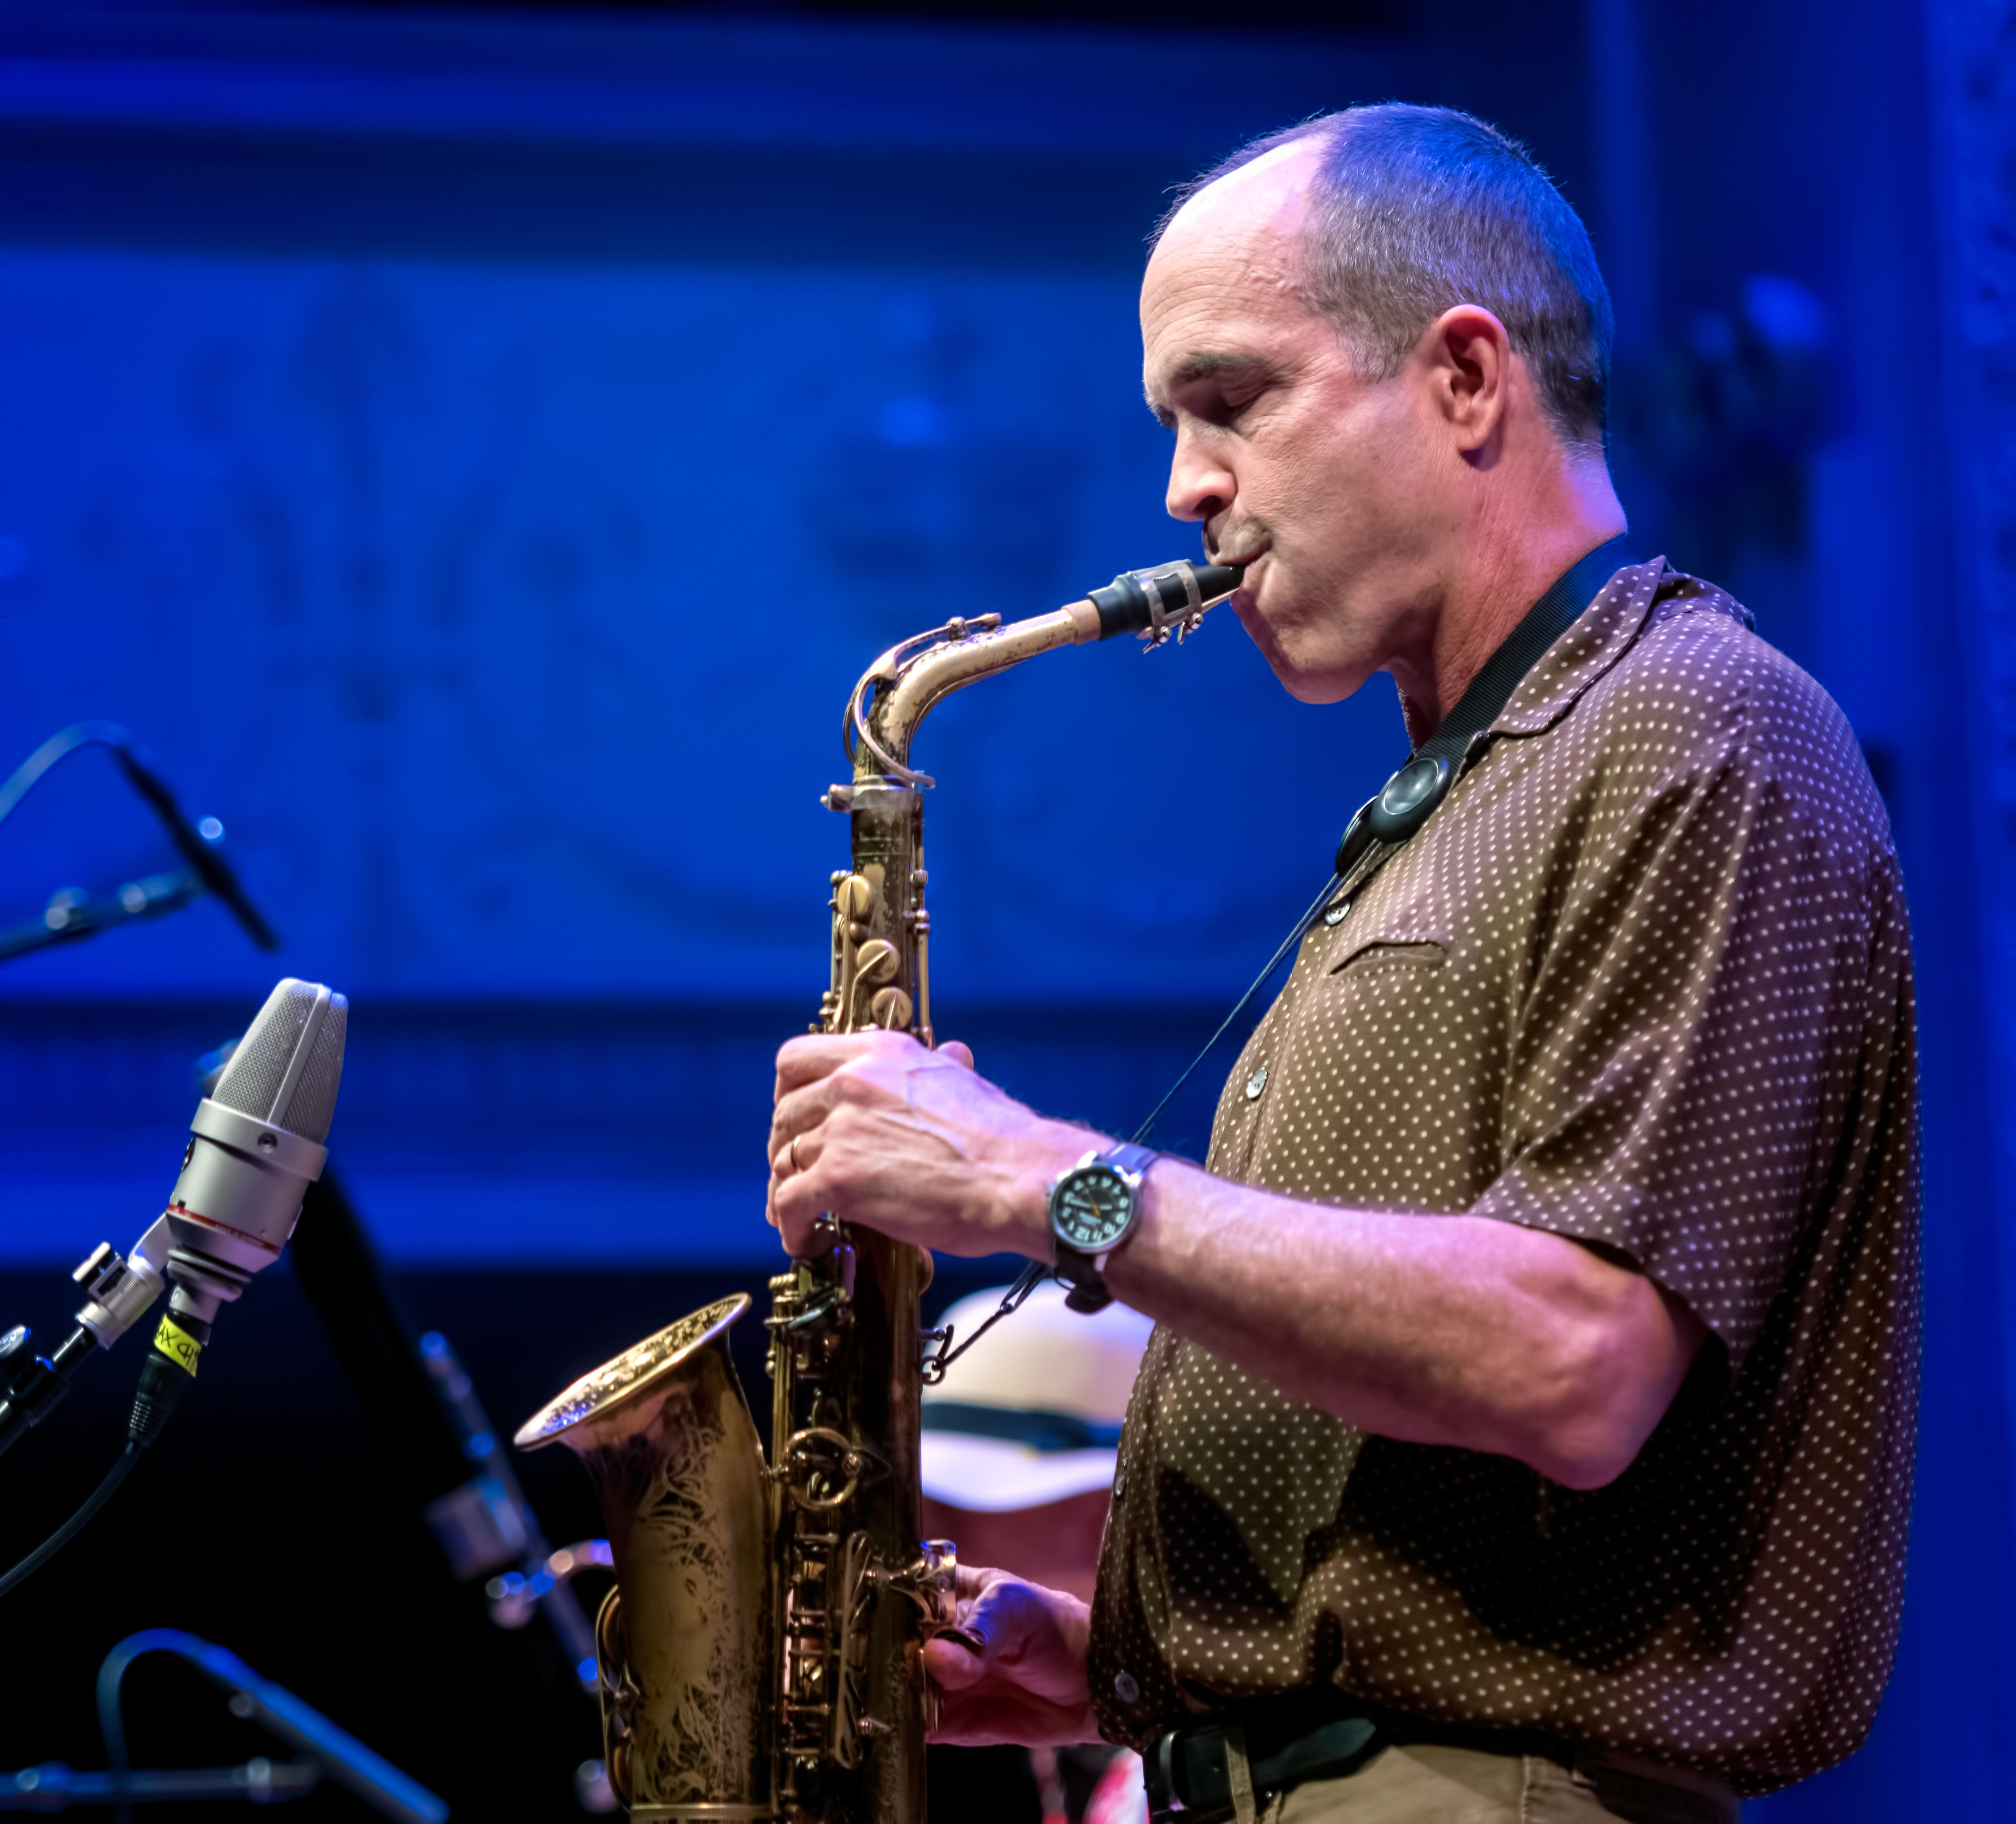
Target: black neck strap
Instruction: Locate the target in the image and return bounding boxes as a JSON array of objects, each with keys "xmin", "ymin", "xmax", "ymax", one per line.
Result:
[
  {"xmin": 1412, "ymin": 532, "xmax": 1633, "ymax": 768},
  {"xmin": 1339, "ymin": 533, "xmax": 1634, "ymax": 860},
  {"xmin": 1122, "ymin": 536, "xmax": 1635, "ymax": 1161}
]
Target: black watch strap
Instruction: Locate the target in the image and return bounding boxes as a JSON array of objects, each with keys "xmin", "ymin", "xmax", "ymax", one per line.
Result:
[{"xmin": 1060, "ymin": 1272, "xmax": 1117, "ymax": 1314}]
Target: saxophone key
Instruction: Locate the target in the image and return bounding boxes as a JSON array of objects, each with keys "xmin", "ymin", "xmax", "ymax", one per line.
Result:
[
  {"xmin": 870, "ymin": 986, "xmax": 913, "ymax": 1030},
  {"xmin": 835, "ymin": 874, "xmax": 877, "ymax": 920},
  {"xmin": 853, "ymin": 938, "xmax": 899, "ymax": 986}
]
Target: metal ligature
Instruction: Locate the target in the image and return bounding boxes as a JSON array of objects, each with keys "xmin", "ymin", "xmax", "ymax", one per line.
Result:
[{"xmin": 513, "ymin": 559, "xmax": 1243, "ymax": 1824}]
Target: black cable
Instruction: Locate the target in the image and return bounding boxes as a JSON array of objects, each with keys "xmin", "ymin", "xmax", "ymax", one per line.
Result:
[
  {"xmin": 0, "ymin": 1442, "xmax": 141, "ymax": 1600},
  {"xmin": 99, "ymin": 1629, "xmax": 164, "ymax": 1824},
  {"xmin": 1125, "ymin": 865, "xmax": 1345, "ymax": 1152},
  {"xmin": 98, "ymin": 1630, "xmax": 146, "ymax": 1824},
  {"xmin": 0, "ymin": 720, "xmax": 128, "ymax": 829},
  {"xmin": 0, "ymin": 1330, "xmax": 194, "ymax": 1602},
  {"xmin": 925, "ymin": 865, "xmax": 1345, "ymax": 1377}
]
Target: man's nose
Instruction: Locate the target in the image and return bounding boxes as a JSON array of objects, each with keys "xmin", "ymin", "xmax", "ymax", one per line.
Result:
[{"xmin": 1165, "ymin": 428, "xmax": 1234, "ymax": 524}]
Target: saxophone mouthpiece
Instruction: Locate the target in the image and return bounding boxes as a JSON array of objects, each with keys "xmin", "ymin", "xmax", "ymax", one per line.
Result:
[{"xmin": 1082, "ymin": 560, "xmax": 1244, "ymax": 648}]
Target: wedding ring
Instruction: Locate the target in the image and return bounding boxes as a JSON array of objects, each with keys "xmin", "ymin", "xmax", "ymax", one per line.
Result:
[{"xmin": 789, "ymin": 1133, "xmax": 803, "ymax": 1174}]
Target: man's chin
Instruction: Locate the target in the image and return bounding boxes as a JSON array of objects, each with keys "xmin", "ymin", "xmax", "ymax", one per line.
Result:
[
  {"xmin": 1274, "ymin": 669, "xmax": 1367, "ymax": 706},
  {"xmin": 1231, "ymin": 595, "xmax": 1373, "ymax": 705},
  {"xmin": 1247, "ymin": 628, "xmax": 1369, "ymax": 705}
]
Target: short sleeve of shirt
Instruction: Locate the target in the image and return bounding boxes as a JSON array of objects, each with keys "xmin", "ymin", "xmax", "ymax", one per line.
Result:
[{"xmin": 1467, "ymin": 629, "xmax": 1897, "ymax": 1368}]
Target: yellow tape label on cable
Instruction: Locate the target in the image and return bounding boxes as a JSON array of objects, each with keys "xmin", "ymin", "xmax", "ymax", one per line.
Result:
[{"xmin": 153, "ymin": 1315, "xmax": 201, "ymax": 1377}]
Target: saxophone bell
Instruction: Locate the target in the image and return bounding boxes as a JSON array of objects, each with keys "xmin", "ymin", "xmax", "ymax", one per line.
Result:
[{"xmin": 514, "ymin": 1296, "xmax": 773, "ymax": 1822}]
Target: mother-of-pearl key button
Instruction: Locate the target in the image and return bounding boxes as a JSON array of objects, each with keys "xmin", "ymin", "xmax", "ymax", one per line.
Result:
[
  {"xmin": 1245, "ymin": 1063, "xmax": 1268, "ymax": 1101},
  {"xmin": 1114, "ymin": 1671, "xmax": 1141, "ymax": 1704},
  {"xmin": 1323, "ymin": 897, "xmax": 1352, "ymax": 926}
]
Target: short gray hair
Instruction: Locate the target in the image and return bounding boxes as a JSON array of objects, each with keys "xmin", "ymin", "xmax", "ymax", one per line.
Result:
[{"xmin": 1159, "ymin": 105, "xmax": 1614, "ymax": 452}]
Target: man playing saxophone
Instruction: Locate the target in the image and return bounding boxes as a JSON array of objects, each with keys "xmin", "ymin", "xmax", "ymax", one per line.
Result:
[{"xmin": 766, "ymin": 105, "xmax": 1919, "ymax": 1824}]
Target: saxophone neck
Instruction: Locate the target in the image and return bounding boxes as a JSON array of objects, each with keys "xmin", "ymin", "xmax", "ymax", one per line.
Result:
[
  {"xmin": 840, "ymin": 560, "xmax": 1243, "ymax": 788},
  {"xmin": 816, "ymin": 561, "xmax": 1239, "ymax": 1043},
  {"xmin": 841, "ymin": 604, "xmax": 1081, "ymax": 789}
]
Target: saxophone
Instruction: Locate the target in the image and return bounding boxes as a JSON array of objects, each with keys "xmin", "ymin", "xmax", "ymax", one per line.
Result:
[{"xmin": 513, "ymin": 559, "xmax": 1242, "ymax": 1824}]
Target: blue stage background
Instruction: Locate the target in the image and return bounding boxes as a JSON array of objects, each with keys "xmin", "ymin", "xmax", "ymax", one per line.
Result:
[{"xmin": 0, "ymin": 1, "xmax": 2008, "ymax": 1817}]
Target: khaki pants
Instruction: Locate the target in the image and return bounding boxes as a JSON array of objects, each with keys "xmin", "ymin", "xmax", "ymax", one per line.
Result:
[{"xmin": 1263, "ymin": 1743, "xmax": 1740, "ymax": 1824}]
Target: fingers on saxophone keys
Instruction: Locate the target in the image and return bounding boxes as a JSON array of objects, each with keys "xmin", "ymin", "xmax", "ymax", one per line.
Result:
[{"xmin": 921, "ymin": 1632, "xmax": 988, "ymax": 1695}]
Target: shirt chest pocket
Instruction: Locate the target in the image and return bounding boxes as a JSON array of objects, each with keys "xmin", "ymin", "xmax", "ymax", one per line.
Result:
[
  {"xmin": 1313, "ymin": 923, "xmax": 1461, "ymax": 1056},
  {"xmin": 1295, "ymin": 922, "xmax": 1496, "ymax": 1203},
  {"xmin": 1323, "ymin": 925, "xmax": 1454, "ymax": 978},
  {"xmin": 1212, "ymin": 921, "xmax": 1478, "ymax": 1195}
]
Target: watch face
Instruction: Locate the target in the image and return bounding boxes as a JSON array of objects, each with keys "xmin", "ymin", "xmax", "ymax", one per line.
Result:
[{"xmin": 1053, "ymin": 1165, "xmax": 1134, "ymax": 1251}]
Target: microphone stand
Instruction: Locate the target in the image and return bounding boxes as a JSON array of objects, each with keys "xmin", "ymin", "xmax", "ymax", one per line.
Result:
[
  {"xmin": 0, "ymin": 1629, "xmax": 446, "ymax": 1821},
  {"xmin": 108, "ymin": 745, "xmax": 278, "ymax": 952},
  {"xmin": 288, "ymin": 1171, "xmax": 605, "ymax": 1689},
  {"xmin": 0, "ymin": 720, "xmax": 280, "ymax": 959},
  {"xmin": 0, "ymin": 1759, "xmax": 323, "ymax": 1810},
  {"xmin": 0, "ymin": 870, "xmax": 202, "ymax": 964}
]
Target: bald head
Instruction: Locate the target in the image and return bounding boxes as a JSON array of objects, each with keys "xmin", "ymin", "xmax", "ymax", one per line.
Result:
[{"xmin": 1151, "ymin": 136, "xmax": 1317, "ymax": 271}]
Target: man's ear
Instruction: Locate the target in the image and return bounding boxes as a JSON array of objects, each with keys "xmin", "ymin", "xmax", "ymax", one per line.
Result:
[{"xmin": 1420, "ymin": 305, "xmax": 1512, "ymax": 456}]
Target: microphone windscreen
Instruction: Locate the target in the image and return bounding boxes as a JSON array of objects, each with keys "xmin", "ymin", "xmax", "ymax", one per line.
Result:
[{"xmin": 213, "ymin": 978, "xmax": 348, "ymax": 1144}]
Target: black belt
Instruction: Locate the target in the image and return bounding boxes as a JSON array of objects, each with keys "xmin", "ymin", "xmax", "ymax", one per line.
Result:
[{"xmin": 1142, "ymin": 1692, "xmax": 1738, "ymax": 1824}]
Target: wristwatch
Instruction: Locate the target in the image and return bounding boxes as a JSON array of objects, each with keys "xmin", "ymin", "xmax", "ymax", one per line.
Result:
[{"xmin": 1047, "ymin": 1142, "xmax": 1157, "ymax": 1313}]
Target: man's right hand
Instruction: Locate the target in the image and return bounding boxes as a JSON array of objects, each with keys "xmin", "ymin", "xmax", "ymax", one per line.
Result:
[{"xmin": 923, "ymin": 1563, "xmax": 1102, "ymax": 1747}]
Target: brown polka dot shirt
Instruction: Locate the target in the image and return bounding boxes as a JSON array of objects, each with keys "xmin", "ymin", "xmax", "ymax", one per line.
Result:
[{"xmin": 1088, "ymin": 560, "xmax": 1921, "ymax": 1798}]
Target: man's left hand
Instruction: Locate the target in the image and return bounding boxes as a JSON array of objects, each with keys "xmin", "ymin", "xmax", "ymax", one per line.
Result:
[
  {"xmin": 768, "ymin": 1031, "xmax": 1090, "ymax": 1258},
  {"xmin": 922, "ymin": 1564, "xmax": 1100, "ymax": 1748}
]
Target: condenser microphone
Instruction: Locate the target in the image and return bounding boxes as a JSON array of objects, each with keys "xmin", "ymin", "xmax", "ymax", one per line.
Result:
[
  {"xmin": 143, "ymin": 977, "xmax": 347, "ymax": 1349},
  {"xmin": 0, "ymin": 979, "xmax": 348, "ymax": 1458}
]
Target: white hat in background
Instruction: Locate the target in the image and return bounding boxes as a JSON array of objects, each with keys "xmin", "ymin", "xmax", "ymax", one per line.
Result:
[{"xmin": 920, "ymin": 1280, "xmax": 1153, "ymax": 1512}]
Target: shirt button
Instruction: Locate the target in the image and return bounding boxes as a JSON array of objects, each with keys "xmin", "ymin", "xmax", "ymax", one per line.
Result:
[
  {"xmin": 1245, "ymin": 1064, "xmax": 1268, "ymax": 1101},
  {"xmin": 1112, "ymin": 1468, "xmax": 1126, "ymax": 1501},
  {"xmin": 1323, "ymin": 897, "xmax": 1352, "ymax": 926},
  {"xmin": 1114, "ymin": 1670, "xmax": 1141, "ymax": 1705}
]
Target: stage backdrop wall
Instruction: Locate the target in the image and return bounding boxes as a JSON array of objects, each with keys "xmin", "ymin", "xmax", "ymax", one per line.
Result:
[{"xmin": 0, "ymin": 5, "xmax": 1590, "ymax": 1263}]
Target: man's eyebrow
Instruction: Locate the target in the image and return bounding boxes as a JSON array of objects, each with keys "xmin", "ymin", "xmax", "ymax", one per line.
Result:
[{"xmin": 1143, "ymin": 351, "xmax": 1279, "ymax": 421}]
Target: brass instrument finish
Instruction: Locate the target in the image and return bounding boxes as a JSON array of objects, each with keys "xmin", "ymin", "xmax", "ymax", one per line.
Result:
[
  {"xmin": 517, "ymin": 1297, "xmax": 773, "ymax": 1822},
  {"xmin": 515, "ymin": 560, "xmax": 1242, "ymax": 1822}
]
